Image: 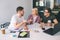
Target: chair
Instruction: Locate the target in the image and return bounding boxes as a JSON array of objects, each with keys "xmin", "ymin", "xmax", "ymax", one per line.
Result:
[
  {"xmin": 1, "ymin": 22, "xmax": 10, "ymax": 29},
  {"xmin": 56, "ymin": 11, "xmax": 60, "ymax": 22}
]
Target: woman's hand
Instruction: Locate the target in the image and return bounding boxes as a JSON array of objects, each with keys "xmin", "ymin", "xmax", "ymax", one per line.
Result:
[
  {"xmin": 28, "ymin": 19, "xmax": 32, "ymax": 23},
  {"xmin": 22, "ymin": 20, "xmax": 27, "ymax": 24}
]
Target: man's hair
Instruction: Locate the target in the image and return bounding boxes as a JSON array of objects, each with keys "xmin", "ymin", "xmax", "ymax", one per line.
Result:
[
  {"xmin": 16, "ymin": 6, "xmax": 24, "ymax": 12},
  {"xmin": 44, "ymin": 7, "xmax": 52, "ymax": 13}
]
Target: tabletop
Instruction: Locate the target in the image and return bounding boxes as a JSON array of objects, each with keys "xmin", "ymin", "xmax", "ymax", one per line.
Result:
[{"xmin": 0, "ymin": 23, "xmax": 60, "ymax": 40}]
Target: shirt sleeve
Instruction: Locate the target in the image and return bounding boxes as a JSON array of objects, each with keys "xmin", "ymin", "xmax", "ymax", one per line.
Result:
[
  {"xmin": 36, "ymin": 16, "xmax": 41, "ymax": 23},
  {"xmin": 27, "ymin": 15, "xmax": 32, "ymax": 21},
  {"xmin": 51, "ymin": 15, "xmax": 56, "ymax": 20},
  {"xmin": 10, "ymin": 16, "xmax": 18, "ymax": 24}
]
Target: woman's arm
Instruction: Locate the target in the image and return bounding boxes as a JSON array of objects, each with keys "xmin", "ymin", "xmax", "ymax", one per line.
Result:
[
  {"xmin": 37, "ymin": 16, "xmax": 42, "ymax": 24},
  {"xmin": 27, "ymin": 15, "xmax": 33, "ymax": 24}
]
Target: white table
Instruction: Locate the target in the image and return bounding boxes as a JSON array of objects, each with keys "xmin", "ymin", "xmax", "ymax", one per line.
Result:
[{"xmin": 0, "ymin": 23, "xmax": 60, "ymax": 40}]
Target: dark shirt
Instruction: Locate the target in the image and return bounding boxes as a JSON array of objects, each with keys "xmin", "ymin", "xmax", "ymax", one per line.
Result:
[{"xmin": 42, "ymin": 14, "xmax": 56, "ymax": 23}]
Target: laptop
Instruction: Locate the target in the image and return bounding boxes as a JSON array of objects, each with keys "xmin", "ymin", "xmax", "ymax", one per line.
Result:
[{"xmin": 43, "ymin": 28, "xmax": 60, "ymax": 35}]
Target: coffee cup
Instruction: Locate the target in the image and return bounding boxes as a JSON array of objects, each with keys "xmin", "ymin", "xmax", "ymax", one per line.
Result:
[{"xmin": 1, "ymin": 28, "xmax": 5, "ymax": 34}]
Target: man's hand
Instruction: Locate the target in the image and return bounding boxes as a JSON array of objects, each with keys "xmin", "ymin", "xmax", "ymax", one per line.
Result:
[{"xmin": 23, "ymin": 20, "xmax": 28, "ymax": 30}]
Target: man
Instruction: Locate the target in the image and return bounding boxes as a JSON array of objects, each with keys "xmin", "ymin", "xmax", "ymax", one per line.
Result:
[
  {"xmin": 8, "ymin": 6, "xmax": 28, "ymax": 31},
  {"xmin": 41, "ymin": 8, "xmax": 58, "ymax": 30}
]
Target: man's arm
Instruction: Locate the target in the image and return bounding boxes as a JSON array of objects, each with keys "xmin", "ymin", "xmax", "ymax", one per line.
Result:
[
  {"xmin": 14, "ymin": 21, "xmax": 25, "ymax": 28},
  {"xmin": 53, "ymin": 19, "xmax": 58, "ymax": 25}
]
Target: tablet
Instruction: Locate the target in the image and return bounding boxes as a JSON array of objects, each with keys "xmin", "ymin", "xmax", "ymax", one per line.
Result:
[{"xmin": 18, "ymin": 31, "xmax": 30, "ymax": 38}]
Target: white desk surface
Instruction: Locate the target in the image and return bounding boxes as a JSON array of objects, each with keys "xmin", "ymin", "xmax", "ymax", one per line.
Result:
[{"xmin": 0, "ymin": 23, "xmax": 60, "ymax": 40}]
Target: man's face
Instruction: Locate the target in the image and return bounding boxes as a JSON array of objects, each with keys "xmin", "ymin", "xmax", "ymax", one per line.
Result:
[
  {"xmin": 44, "ymin": 10, "xmax": 50, "ymax": 17},
  {"xmin": 17, "ymin": 10, "xmax": 24, "ymax": 16}
]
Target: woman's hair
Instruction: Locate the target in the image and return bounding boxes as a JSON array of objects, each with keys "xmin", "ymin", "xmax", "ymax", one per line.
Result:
[
  {"xmin": 44, "ymin": 7, "xmax": 52, "ymax": 13},
  {"xmin": 32, "ymin": 8, "xmax": 38, "ymax": 15}
]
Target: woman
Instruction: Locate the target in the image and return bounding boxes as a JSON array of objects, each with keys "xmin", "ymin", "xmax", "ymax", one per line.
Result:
[{"xmin": 27, "ymin": 8, "xmax": 41, "ymax": 24}]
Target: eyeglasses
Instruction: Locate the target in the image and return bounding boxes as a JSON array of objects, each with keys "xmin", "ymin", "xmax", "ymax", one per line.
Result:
[{"xmin": 44, "ymin": 11, "xmax": 49, "ymax": 13}]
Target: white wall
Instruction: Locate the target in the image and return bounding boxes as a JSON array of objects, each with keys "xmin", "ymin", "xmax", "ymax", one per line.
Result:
[
  {"xmin": 0, "ymin": 0, "xmax": 32, "ymax": 24},
  {"xmin": 50, "ymin": 0, "xmax": 54, "ymax": 9}
]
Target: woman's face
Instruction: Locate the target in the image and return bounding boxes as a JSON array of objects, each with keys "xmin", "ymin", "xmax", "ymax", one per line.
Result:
[{"xmin": 32, "ymin": 9, "xmax": 36, "ymax": 15}]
